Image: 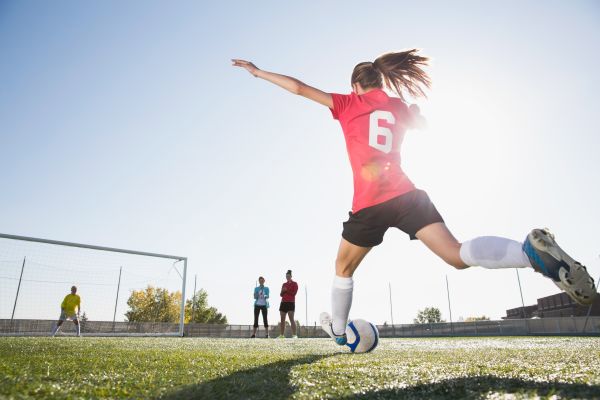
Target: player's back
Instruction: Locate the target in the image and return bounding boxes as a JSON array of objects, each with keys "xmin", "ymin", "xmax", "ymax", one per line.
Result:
[{"xmin": 331, "ymin": 89, "xmax": 415, "ymax": 212}]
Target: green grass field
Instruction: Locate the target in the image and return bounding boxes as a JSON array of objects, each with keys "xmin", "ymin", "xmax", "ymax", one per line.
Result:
[{"xmin": 1, "ymin": 337, "xmax": 599, "ymax": 399}]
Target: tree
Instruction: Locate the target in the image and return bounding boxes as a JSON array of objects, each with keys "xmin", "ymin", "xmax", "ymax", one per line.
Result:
[
  {"xmin": 80, "ymin": 312, "xmax": 89, "ymax": 331},
  {"xmin": 80, "ymin": 311, "xmax": 89, "ymax": 323},
  {"xmin": 414, "ymin": 307, "xmax": 445, "ymax": 324},
  {"xmin": 125, "ymin": 286, "xmax": 181, "ymax": 323},
  {"xmin": 465, "ymin": 315, "xmax": 490, "ymax": 322},
  {"xmin": 185, "ymin": 289, "xmax": 227, "ymax": 324}
]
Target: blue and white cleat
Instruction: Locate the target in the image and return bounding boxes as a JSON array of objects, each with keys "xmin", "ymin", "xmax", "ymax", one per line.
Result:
[
  {"xmin": 320, "ymin": 312, "xmax": 347, "ymax": 345},
  {"xmin": 523, "ymin": 228, "xmax": 597, "ymax": 305}
]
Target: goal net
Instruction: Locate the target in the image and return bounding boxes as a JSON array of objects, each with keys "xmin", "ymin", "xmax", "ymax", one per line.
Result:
[{"xmin": 0, "ymin": 233, "xmax": 187, "ymax": 336}]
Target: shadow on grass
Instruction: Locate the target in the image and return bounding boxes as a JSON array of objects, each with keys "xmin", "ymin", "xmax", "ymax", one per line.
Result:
[
  {"xmin": 158, "ymin": 354, "xmax": 328, "ymax": 400},
  {"xmin": 339, "ymin": 375, "xmax": 600, "ymax": 400},
  {"xmin": 159, "ymin": 355, "xmax": 600, "ymax": 400}
]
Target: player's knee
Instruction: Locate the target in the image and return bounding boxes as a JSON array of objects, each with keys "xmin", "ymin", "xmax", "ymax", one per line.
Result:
[
  {"xmin": 438, "ymin": 242, "xmax": 468, "ymax": 269},
  {"xmin": 439, "ymin": 248, "xmax": 468, "ymax": 269},
  {"xmin": 445, "ymin": 255, "xmax": 468, "ymax": 270},
  {"xmin": 451, "ymin": 261, "xmax": 469, "ymax": 270}
]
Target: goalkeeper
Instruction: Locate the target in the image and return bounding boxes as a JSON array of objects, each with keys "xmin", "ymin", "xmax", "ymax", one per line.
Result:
[{"xmin": 51, "ymin": 286, "xmax": 81, "ymax": 337}]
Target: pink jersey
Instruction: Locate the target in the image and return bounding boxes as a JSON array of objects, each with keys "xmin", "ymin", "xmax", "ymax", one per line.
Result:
[{"xmin": 330, "ymin": 89, "xmax": 416, "ymax": 212}]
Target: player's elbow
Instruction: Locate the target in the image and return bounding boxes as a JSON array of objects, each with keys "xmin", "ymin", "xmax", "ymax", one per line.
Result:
[{"xmin": 294, "ymin": 82, "xmax": 307, "ymax": 96}]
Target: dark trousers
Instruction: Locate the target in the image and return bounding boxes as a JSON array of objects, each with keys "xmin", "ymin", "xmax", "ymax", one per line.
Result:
[{"xmin": 253, "ymin": 305, "xmax": 268, "ymax": 328}]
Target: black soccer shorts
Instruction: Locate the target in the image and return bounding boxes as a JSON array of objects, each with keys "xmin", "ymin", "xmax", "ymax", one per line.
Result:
[{"xmin": 342, "ymin": 189, "xmax": 444, "ymax": 247}]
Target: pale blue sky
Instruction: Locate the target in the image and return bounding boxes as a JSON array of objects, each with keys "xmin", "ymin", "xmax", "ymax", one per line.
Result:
[{"xmin": 1, "ymin": 1, "xmax": 599, "ymax": 325}]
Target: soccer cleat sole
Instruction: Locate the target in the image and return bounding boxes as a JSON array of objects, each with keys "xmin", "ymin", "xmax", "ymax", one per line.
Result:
[{"xmin": 526, "ymin": 228, "xmax": 597, "ymax": 305}]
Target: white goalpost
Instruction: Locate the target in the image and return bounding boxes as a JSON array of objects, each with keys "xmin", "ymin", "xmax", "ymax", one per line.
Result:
[{"xmin": 0, "ymin": 233, "xmax": 187, "ymax": 336}]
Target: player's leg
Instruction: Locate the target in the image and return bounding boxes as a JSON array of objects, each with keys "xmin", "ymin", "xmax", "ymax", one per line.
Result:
[
  {"xmin": 279, "ymin": 311, "xmax": 286, "ymax": 338},
  {"xmin": 333, "ymin": 239, "xmax": 371, "ymax": 332},
  {"xmin": 261, "ymin": 306, "xmax": 269, "ymax": 338},
  {"xmin": 394, "ymin": 190, "xmax": 528, "ymax": 270},
  {"xmin": 251, "ymin": 306, "xmax": 260, "ymax": 338},
  {"xmin": 73, "ymin": 318, "xmax": 81, "ymax": 337},
  {"xmin": 52, "ymin": 311, "xmax": 66, "ymax": 336},
  {"xmin": 51, "ymin": 319, "xmax": 63, "ymax": 336},
  {"xmin": 321, "ymin": 238, "xmax": 371, "ymax": 344},
  {"xmin": 416, "ymin": 223, "xmax": 597, "ymax": 305},
  {"xmin": 415, "ymin": 222, "xmax": 466, "ymax": 268},
  {"xmin": 288, "ymin": 311, "xmax": 297, "ymax": 338},
  {"xmin": 321, "ymin": 200, "xmax": 388, "ymax": 344},
  {"xmin": 416, "ymin": 222, "xmax": 531, "ymax": 269}
]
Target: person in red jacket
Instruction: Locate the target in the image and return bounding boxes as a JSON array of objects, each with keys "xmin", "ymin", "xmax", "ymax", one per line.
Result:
[{"xmin": 278, "ymin": 269, "xmax": 298, "ymax": 338}]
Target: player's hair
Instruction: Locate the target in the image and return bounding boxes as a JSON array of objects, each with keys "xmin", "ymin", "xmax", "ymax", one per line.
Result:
[
  {"xmin": 258, "ymin": 276, "xmax": 265, "ymax": 280},
  {"xmin": 351, "ymin": 49, "xmax": 430, "ymax": 102},
  {"xmin": 286, "ymin": 270, "xmax": 292, "ymax": 275}
]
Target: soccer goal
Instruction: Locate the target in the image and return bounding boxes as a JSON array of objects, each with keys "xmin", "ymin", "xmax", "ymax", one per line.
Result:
[{"xmin": 0, "ymin": 233, "xmax": 187, "ymax": 336}]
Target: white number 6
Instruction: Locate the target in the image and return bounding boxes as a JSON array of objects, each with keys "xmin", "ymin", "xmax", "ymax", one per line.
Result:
[{"xmin": 369, "ymin": 110, "xmax": 395, "ymax": 154}]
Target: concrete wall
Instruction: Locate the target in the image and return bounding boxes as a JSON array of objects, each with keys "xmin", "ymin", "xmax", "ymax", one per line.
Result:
[{"xmin": 2, "ymin": 317, "xmax": 599, "ymax": 337}]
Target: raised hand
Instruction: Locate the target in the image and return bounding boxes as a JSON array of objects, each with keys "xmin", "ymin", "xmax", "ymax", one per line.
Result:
[{"xmin": 232, "ymin": 59, "xmax": 260, "ymax": 77}]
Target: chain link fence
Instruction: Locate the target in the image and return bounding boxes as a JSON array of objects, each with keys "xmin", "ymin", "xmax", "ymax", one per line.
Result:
[{"xmin": 1, "ymin": 317, "xmax": 599, "ymax": 337}]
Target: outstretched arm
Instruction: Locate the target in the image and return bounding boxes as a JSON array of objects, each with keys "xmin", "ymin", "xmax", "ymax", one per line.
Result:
[{"xmin": 232, "ymin": 59, "xmax": 333, "ymax": 108}]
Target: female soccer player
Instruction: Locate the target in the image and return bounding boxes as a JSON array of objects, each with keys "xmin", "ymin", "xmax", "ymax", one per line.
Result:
[
  {"xmin": 251, "ymin": 276, "xmax": 270, "ymax": 338},
  {"xmin": 278, "ymin": 270, "xmax": 298, "ymax": 339},
  {"xmin": 232, "ymin": 50, "xmax": 596, "ymax": 345}
]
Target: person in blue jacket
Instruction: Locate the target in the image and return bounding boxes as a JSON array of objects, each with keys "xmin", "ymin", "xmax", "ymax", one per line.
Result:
[{"xmin": 251, "ymin": 276, "xmax": 270, "ymax": 338}]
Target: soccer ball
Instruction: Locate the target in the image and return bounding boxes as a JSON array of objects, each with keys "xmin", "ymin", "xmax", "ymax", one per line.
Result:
[{"xmin": 345, "ymin": 319, "xmax": 379, "ymax": 353}]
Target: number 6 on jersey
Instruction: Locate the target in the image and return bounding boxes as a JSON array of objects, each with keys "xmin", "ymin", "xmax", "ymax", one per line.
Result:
[{"xmin": 368, "ymin": 110, "xmax": 395, "ymax": 154}]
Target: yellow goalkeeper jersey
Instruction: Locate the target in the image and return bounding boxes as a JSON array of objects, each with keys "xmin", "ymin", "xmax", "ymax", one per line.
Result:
[{"xmin": 61, "ymin": 294, "xmax": 81, "ymax": 314}]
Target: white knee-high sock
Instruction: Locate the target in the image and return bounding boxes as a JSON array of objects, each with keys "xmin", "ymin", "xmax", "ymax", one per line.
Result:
[
  {"xmin": 331, "ymin": 275, "xmax": 353, "ymax": 335},
  {"xmin": 459, "ymin": 236, "xmax": 531, "ymax": 269}
]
